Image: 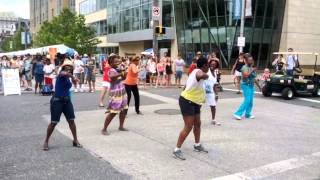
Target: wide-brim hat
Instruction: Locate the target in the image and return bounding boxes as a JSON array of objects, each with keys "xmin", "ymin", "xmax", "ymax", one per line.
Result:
[{"xmin": 61, "ymin": 60, "xmax": 73, "ymax": 68}]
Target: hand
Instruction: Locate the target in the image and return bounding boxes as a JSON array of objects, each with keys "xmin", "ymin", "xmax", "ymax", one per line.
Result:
[{"xmin": 252, "ymin": 67, "xmax": 257, "ymax": 71}]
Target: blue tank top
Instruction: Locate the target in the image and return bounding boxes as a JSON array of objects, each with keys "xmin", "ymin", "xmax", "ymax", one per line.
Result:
[{"xmin": 54, "ymin": 75, "xmax": 72, "ymax": 97}]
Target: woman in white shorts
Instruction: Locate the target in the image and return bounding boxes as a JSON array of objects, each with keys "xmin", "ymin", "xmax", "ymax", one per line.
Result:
[
  {"xmin": 204, "ymin": 59, "xmax": 220, "ymax": 125},
  {"xmin": 232, "ymin": 53, "xmax": 245, "ymax": 94},
  {"xmin": 99, "ymin": 58, "xmax": 111, "ymax": 107}
]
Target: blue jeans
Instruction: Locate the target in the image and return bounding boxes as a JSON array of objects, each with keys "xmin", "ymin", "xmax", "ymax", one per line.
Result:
[
  {"xmin": 287, "ymin": 69, "xmax": 294, "ymax": 76},
  {"xmin": 235, "ymin": 83, "xmax": 254, "ymax": 117}
]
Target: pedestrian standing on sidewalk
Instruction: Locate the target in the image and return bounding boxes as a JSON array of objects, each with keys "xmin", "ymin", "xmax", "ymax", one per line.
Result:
[
  {"xmin": 23, "ymin": 54, "xmax": 33, "ymax": 91},
  {"xmin": 156, "ymin": 58, "xmax": 165, "ymax": 88},
  {"xmin": 43, "ymin": 60, "xmax": 82, "ymax": 151},
  {"xmin": 101, "ymin": 56, "xmax": 128, "ymax": 135},
  {"xmin": 73, "ymin": 55, "xmax": 85, "ymax": 92},
  {"xmin": 233, "ymin": 53, "xmax": 257, "ymax": 120},
  {"xmin": 231, "ymin": 52, "xmax": 245, "ymax": 94},
  {"xmin": 147, "ymin": 57, "xmax": 157, "ymax": 87},
  {"xmin": 43, "ymin": 57, "xmax": 55, "ymax": 89},
  {"xmin": 204, "ymin": 59, "xmax": 220, "ymax": 126},
  {"xmin": 174, "ymin": 54, "xmax": 185, "ymax": 88},
  {"xmin": 86, "ymin": 54, "xmax": 96, "ymax": 93},
  {"xmin": 99, "ymin": 56, "xmax": 112, "ymax": 107},
  {"xmin": 124, "ymin": 56, "xmax": 143, "ymax": 115},
  {"xmin": 165, "ymin": 56, "xmax": 173, "ymax": 87},
  {"xmin": 33, "ymin": 56, "xmax": 45, "ymax": 94},
  {"xmin": 173, "ymin": 57, "xmax": 209, "ymax": 160}
]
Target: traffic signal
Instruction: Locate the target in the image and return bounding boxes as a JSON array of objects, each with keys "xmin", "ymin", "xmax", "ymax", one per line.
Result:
[{"xmin": 155, "ymin": 26, "xmax": 166, "ymax": 34}]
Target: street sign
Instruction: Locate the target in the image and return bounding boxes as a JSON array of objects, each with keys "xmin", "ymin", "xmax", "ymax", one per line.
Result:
[
  {"xmin": 237, "ymin": 37, "xmax": 246, "ymax": 47},
  {"xmin": 152, "ymin": 6, "xmax": 160, "ymax": 20}
]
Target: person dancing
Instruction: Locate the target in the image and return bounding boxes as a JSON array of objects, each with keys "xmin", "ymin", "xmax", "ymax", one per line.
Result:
[
  {"xmin": 43, "ymin": 59, "xmax": 81, "ymax": 151},
  {"xmin": 233, "ymin": 53, "xmax": 257, "ymax": 120},
  {"xmin": 173, "ymin": 57, "xmax": 209, "ymax": 160},
  {"xmin": 102, "ymin": 56, "xmax": 128, "ymax": 135}
]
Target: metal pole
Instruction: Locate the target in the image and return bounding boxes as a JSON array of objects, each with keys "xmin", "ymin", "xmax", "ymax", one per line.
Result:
[
  {"xmin": 239, "ymin": 0, "xmax": 245, "ymax": 53},
  {"xmin": 153, "ymin": 0, "xmax": 160, "ymax": 61}
]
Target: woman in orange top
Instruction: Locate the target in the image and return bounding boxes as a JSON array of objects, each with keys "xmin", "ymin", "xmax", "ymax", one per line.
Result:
[{"xmin": 123, "ymin": 56, "xmax": 143, "ymax": 115}]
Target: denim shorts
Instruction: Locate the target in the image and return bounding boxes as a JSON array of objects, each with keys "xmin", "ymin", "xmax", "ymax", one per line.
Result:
[
  {"xmin": 50, "ymin": 96, "xmax": 75, "ymax": 123},
  {"xmin": 176, "ymin": 71, "xmax": 183, "ymax": 79}
]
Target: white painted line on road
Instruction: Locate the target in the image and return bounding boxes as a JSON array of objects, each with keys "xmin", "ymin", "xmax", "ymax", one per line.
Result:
[
  {"xmin": 223, "ymin": 88, "xmax": 320, "ymax": 104},
  {"xmin": 211, "ymin": 151, "xmax": 320, "ymax": 180},
  {"xmin": 140, "ymin": 90, "xmax": 178, "ymax": 104},
  {"xmin": 223, "ymin": 88, "xmax": 262, "ymax": 95},
  {"xmin": 297, "ymin": 97, "xmax": 320, "ymax": 104}
]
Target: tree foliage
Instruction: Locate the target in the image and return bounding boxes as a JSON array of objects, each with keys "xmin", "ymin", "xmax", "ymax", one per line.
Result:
[
  {"xmin": 35, "ymin": 9, "xmax": 101, "ymax": 54},
  {"xmin": 1, "ymin": 28, "xmax": 28, "ymax": 52}
]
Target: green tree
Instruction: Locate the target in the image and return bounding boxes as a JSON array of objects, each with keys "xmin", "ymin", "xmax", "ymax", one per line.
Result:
[
  {"xmin": 35, "ymin": 9, "xmax": 101, "ymax": 54},
  {"xmin": 1, "ymin": 28, "xmax": 28, "ymax": 52}
]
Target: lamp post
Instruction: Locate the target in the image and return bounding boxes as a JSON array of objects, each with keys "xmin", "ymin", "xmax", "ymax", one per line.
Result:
[{"xmin": 239, "ymin": 0, "xmax": 245, "ymax": 53}]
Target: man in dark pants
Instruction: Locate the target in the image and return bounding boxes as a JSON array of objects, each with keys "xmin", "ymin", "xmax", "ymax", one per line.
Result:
[
  {"xmin": 123, "ymin": 56, "xmax": 143, "ymax": 115},
  {"xmin": 43, "ymin": 59, "xmax": 82, "ymax": 151}
]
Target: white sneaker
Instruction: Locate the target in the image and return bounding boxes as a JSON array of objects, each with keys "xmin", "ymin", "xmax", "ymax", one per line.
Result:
[
  {"xmin": 233, "ymin": 114, "xmax": 242, "ymax": 120},
  {"xmin": 74, "ymin": 89, "xmax": 78, "ymax": 93},
  {"xmin": 247, "ymin": 115, "xmax": 255, "ymax": 119},
  {"xmin": 80, "ymin": 88, "xmax": 84, "ymax": 93}
]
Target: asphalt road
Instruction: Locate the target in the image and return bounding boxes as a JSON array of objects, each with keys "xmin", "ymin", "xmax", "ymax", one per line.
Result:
[
  {"xmin": 0, "ymin": 93, "xmax": 132, "ymax": 180},
  {"xmin": 1, "ymin": 86, "xmax": 320, "ymax": 180}
]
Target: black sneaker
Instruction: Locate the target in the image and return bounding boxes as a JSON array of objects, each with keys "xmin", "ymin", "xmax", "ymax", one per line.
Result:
[
  {"xmin": 173, "ymin": 150, "xmax": 186, "ymax": 160},
  {"xmin": 194, "ymin": 144, "xmax": 209, "ymax": 153}
]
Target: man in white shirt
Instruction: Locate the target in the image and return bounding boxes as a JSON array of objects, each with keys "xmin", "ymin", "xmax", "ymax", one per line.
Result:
[
  {"xmin": 174, "ymin": 54, "xmax": 185, "ymax": 87},
  {"xmin": 73, "ymin": 55, "xmax": 85, "ymax": 92},
  {"xmin": 286, "ymin": 48, "xmax": 297, "ymax": 76}
]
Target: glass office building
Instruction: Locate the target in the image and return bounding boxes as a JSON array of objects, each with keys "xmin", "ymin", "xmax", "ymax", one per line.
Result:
[{"xmin": 173, "ymin": 0, "xmax": 286, "ymax": 68}]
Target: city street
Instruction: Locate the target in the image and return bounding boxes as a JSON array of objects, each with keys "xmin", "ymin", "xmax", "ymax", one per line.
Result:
[{"xmin": 1, "ymin": 84, "xmax": 320, "ymax": 180}]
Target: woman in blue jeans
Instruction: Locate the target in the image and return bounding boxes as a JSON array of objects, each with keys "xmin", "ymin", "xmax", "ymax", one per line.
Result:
[{"xmin": 233, "ymin": 53, "xmax": 257, "ymax": 120}]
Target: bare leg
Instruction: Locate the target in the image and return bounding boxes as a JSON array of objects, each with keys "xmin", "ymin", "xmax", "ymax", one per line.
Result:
[
  {"xmin": 68, "ymin": 120, "xmax": 80, "ymax": 144},
  {"xmin": 176, "ymin": 115, "xmax": 194, "ymax": 148},
  {"xmin": 88, "ymin": 81, "xmax": 92, "ymax": 92},
  {"xmin": 43, "ymin": 123, "xmax": 57, "ymax": 150},
  {"xmin": 99, "ymin": 87, "xmax": 108, "ymax": 106},
  {"xmin": 92, "ymin": 82, "xmax": 96, "ymax": 91},
  {"xmin": 193, "ymin": 114, "xmax": 201, "ymax": 144},
  {"xmin": 102, "ymin": 113, "xmax": 117, "ymax": 135},
  {"xmin": 210, "ymin": 106, "xmax": 216, "ymax": 121},
  {"xmin": 236, "ymin": 76, "xmax": 241, "ymax": 93},
  {"xmin": 119, "ymin": 109, "xmax": 128, "ymax": 131},
  {"xmin": 35, "ymin": 82, "xmax": 38, "ymax": 93}
]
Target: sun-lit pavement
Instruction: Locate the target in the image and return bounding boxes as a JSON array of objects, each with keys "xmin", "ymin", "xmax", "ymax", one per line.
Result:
[{"xmin": 1, "ymin": 76, "xmax": 320, "ymax": 180}]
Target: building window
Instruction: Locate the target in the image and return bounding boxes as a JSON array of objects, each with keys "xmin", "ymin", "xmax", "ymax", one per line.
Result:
[
  {"xmin": 89, "ymin": 20, "xmax": 107, "ymax": 36},
  {"xmin": 79, "ymin": 0, "xmax": 107, "ymax": 15}
]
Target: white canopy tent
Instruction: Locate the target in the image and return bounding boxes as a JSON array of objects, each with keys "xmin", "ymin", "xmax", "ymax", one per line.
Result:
[{"xmin": 0, "ymin": 44, "xmax": 77, "ymax": 57}]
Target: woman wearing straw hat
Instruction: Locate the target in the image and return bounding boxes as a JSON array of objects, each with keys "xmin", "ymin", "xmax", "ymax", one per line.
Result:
[{"xmin": 43, "ymin": 59, "xmax": 82, "ymax": 151}]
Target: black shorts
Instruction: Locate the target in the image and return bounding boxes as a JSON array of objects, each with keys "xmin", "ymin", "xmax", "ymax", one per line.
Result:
[
  {"xmin": 50, "ymin": 96, "xmax": 75, "ymax": 123},
  {"xmin": 179, "ymin": 96, "xmax": 201, "ymax": 116}
]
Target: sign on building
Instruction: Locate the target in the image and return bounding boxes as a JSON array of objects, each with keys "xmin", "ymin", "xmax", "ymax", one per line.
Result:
[
  {"xmin": 237, "ymin": 37, "xmax": 246, "ymax": 47},
  {"xmin": 1, "ymin": 69, "xmax": 21, "ymax": 96}
]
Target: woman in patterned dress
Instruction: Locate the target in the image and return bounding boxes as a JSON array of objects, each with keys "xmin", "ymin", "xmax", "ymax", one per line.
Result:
[{"xmin": 101, "ymin": 55, "xmax": 128, "ymax": 135}]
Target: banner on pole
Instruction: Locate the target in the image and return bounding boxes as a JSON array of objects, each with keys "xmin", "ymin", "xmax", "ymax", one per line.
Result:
[
  {"xmin": 1, "ymin": 69, "xmax": 21, "ymax": 96},
  {"xmin": 21, "ymin": 32, "xmax": 26, "ymax": 45},
  {"xmin": 233, "ymin": 0, "xmax": 241, "ymax": 20},
  {"xmin": 245, "ymin": 0, "xmax": 252, "ymax": 17}
]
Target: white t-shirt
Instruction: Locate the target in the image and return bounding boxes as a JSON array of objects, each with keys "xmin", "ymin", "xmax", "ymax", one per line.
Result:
[
  {"xmin": 175, "ymin": 58, "xmax": 185, "ymax": 72},
  {"xmin": 148, "ymin": 62, "xmax": 157, "ymax": 73},
  {"xmin": 43, "ymin": 64, "xmax": 55, "ymax": 77},
  {"xmin": 73, "ymin": 60, "xmax": 84, "ymax": 74}
]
